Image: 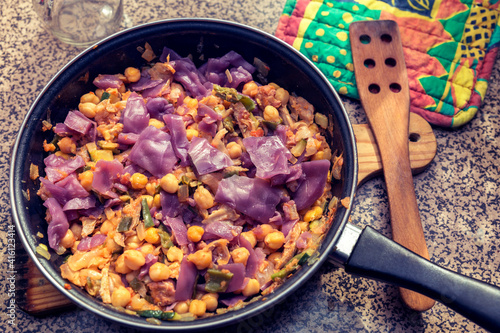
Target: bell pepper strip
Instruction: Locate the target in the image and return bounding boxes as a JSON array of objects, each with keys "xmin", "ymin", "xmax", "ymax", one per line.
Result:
[
  {"xmin": 205, "ymin": 269, "xmax": 234, "ymax": 293},
  {"xmin": 142, "ymin": 197, "xmax": 155, "ymax": 228},
  {"xmin": 271, "ymin": 249, "xmax": 314, "ymax": 281},
  {"xmin": 136, "ymin": 310, "xmax": 178, "ymax": 321},
  {"xmin": 158, "ymin": 229, "xmax": 174, "ymax": 249},
  {"xmin": 116, "ymin": 216, "xmax": 133, "ymax": 232},
  {"xmin": 213, "ymin": 85, "xmax": 256, "ymax": 111}
]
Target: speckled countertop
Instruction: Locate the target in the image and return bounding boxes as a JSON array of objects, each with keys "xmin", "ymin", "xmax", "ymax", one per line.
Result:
[{"xmin": 1, "ymin": 0, "xmax": 499, "ymax": 332}]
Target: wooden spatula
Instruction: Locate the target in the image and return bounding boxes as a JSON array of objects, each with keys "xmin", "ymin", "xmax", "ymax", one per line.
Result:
[{"xmin": 349, "ymin": 20, "xmax": 435, "ymax": 311}]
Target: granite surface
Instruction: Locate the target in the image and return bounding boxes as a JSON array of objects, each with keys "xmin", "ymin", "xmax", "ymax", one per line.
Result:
[{"xmin": 1, "ymin": 0, "xmax": 499, "ymax": 332}]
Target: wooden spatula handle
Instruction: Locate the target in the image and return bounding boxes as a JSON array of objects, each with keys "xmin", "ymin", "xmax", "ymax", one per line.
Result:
[{"xmin": 349, "ymin": 20, "xmax": 435, "ymax": 311}]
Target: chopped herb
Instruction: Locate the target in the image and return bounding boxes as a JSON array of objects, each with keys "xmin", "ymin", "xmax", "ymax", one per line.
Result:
[
  {"xmin": 100, "ymin": 91, "xmax": 111, "ymax": 101},
  {"xmin": 117, "ymin": 216, "xmax": 133, "ymax": 232},
  {"xmin": 142, "ymin": 198, "xmax": 154, "ymax": 228},
  {"xmin": 205, "ymin": 269, "xmax": 233, "ymax": 293}
]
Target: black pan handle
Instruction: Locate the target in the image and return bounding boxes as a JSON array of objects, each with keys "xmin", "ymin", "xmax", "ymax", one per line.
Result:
[{"xmin": 343, "ymin": 226, "xmax": 500, "ymax": 332}]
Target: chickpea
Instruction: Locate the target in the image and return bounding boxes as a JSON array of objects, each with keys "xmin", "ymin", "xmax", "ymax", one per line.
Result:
[
  {"xmin": 240, "ymin": 231, "xmax": 257, "ymax": 248},
  {"xmin": 149, "ymin": 262, "xmax": 171, "ymax": 282},
  {"xmin": 160, "ymin": 173, "xmax": 179, "ymax": 193},
  {"xmin": 153, "ymin": 194, "xmax": 161, "ymax": 209},
  {"xmin": 242, "ymin": 278, "xmax": 260, "ymax": 297},
  {"xmin": 130, "ymin": 173, "xmax": 148, "ymax": 190},
  {"xmin": 263, "ymin": 105, "xmax": 281, "ymax": 123},
  {"xmin": 186, "ymin": 128, "xmax": 199, "ymax": 141},
  {"xmin": 167, "ymin": 246, "xmax": 184, "ymax": 262},
  {"xmin": 78, "ymin": 102, "xmax": 97, "ymax": 118},
  {"xmin": 60, "ymin": 229, "xmax": 75, "ymax": 249},
  {"xmin": 123, "ymin": 249, "xmax": 146, "ymax": 270},
  {"xmin": 115, "ymin": 254, "xmax": 132, "ymax": 274},
  {"xmin": 275, "ymin": 87, "xmax": 290, "ymax": 105},
  {"xmin": 254, "ymin": 224, "xmax": 274, "ymax": 241},
  {"xmin": 201, "ymin": 293, "xmax": 218, "ymax": 312},
  {"xmin": 187, "ymin": 250, "xmax": 212, "ymax": 270},
  {"xmin": 264, "ymin": 231, "xmax": 285, "ymax": 250},
  {"xmin": 129, "ymin": 294, "xmax": 148, "ymax": 311},
  {"xmin": 80, "ymin": 92, "xmax": 100, "ymax": 104},
  {"xmin": 187, "ymin": 226, "xmax": 204, "ymax": 243},
  {"xmin": 139, "ymin": 243, "xmax": 155, "ymax": 256},
  {"xmin": 148, "ymin": 118, "xmax": 165, "ymax": 129},
  {"xmin": 124, "ymin": 67, "xmax": 141, "ymax": 83},
  {"xmin": 100, "ymin": 220, "xmax": 115, "ymax": 235},
  {"xmin": 145, "ymin": 182, "xmax": 157, "ymax": 196},
  {"xmin": 242, "ymin": 81, "xmax": 259, "ymax": 98},
  {"xmin": 78, "ymin": 170, "xmax": 94, "ymax": 191},
  {"xmin": 193, "ymin": 186, "xmax": 214, "ymax": 210},
  {"xmin": 57, "ymin": 137, "xmax": 76, "ymax": 154},
  {"xmin": 231, "ymin": 247, "xmax": 250, "ymax": 265},
  {"xmin": 144, "ymin": 228, "xmax": 161, "ymax": 245},
  {"xmin": 184, "ymin": 96, "xmax": 198, "ymax": 109},
  {"xmin": 267, "ymin": 252, "xmax": 282, "ymax": 266},
  {"xmin": 174, "ymin": 301, "xmax": 189, "ymax": 314},
  {"xmin": 226, "ymin": 142, "xmax": 242, "ymax": 159},
  {"xmin": 125, "ymin": 235, "xmax": 140, "ymax": 249},
  {"xmin": 111, "ymin": 286, "xmax": 131, "ymax": 308},
  {"xmin": 303, "ymin": 206, "xmax": 323, "ymax": 222},
  {"xmin": 189, "ymin": 299, "xmax": 206, "ymax": 317}
]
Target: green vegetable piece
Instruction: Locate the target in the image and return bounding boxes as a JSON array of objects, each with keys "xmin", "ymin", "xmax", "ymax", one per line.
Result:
[
  {"xmin": 262, "ymin": 120, "xmax": 279, "ymax": 131},
  {"xmin": 238, "ymin": 94, "xmax": 256, "ymax": 111},
  {"xmin": 100, "ymin": 91, "xmax": 111, "ymax": 101},
  {"xmin": 159, "ymin": 230, "xmax": 174, "ymax": 249},
  {"xmin": 271, "ymin": 250, "xmax": 313, "ymax": 281},
  {"xmin": 129, "ymin": 278, "xmax": 145, "ymax": 293},
  {"xmin": 213, "ymin": 85, "xmax": 239, "ymax": 103},
  {"xmin": 137, "ymin": 310, "xmax": 176, "ymax": 321},
  {"xmin": 223, "ymin": 117, "xmax": 235, "ymax": 132},
  {"xmin": 205, "ymin": 269, "xmax": 234, "ymax": 293},
  {"xmin": 116, "ymin": 216, "xmax": 133, "ymax": 232},
  {"xmin": 142, "ymin": 198, "xmax": 154, "ymax": 228}
]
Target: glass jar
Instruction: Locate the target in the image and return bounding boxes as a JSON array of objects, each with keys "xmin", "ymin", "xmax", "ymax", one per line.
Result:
[{"xmin": 32, "ymin": 0, "xmax": 124, "ymax": 48}]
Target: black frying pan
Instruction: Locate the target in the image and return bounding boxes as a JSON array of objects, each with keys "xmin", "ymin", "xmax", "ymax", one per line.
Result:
[{"xmin": 9, "ymin": 18, "xmax": 500, "ymax": 331}]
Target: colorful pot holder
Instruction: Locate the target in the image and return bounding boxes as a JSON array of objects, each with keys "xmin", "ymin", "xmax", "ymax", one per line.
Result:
[{"xmin": 275, "ymin": 0, "xmax": 500, "ymax": 127}]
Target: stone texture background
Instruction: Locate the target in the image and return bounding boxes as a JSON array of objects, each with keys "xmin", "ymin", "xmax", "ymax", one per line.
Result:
[{"xmin": 1, "ymin": 0, "xmax": 498, "ymax": 332}]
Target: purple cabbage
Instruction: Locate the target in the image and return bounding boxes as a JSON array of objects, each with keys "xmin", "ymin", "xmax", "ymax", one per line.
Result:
[
  {"xmin": 62, "ymin": 196, "xmax": 97, "ymax": 211},
  {"xmin": 127, "ymin": 126, "xmax": 177, "ymax": 178},
  {"xmin": 160, "ymin": 191, "xmax": 182, "ymax": 218},
  {"xmin": 171, "ymin": 58, "xmax": 209, "ymax": 97},
  {"xmin": 271, "ymin": 164, "xmax": 303, "ymax": 187},
  {"xmin": 214, "ymin": 175, "xmax": 281, "ymax": 223},
  {"xmin": 220, "ymin": 294, "xmax": 247, "ymax": 307},
  {"xmin": 227, "ymin": 66, "xmax": 253, "ymax": 89},
  {"xmin": 43, "ymin": 155, "xmax": 85, "ymax": 183},
  {"xmin": 92, "ymin": 159, "xmax": 123, "ymax": 199},
  {"xmin": 146, "ymin": 97, "xmax": 174, "ymax": 119},
  {"xmin": 164, "ymin": 114, "xmax": 190, "ymax": 166},
  {"xmin": 117, "ymin": 132, "xmax": 139, "ymax": 145},
  {"xmin": 202, "ymin": 221, "xmax": 242, "ymax": 241},
  {"xmin": 44, "ymin": 198, "xmax": 69, "ymax": 250},
  {"xmin": 129, "ymin": 76, "xmax": 162, "ymax": 91},
  {"xmin": 239, "ymin": 234, "xmax": 261, "ymax": 277},
  {"xmin": 218, "ymin": 263, "xmax": 246, "ymax": 293},
  {"xmin": 40, "ymin": 174, "xmax": 89, "ymax": 206},
  {"xmin": 121, "ymin": 93, "xmax": 150, "ymax": 134},
  {"xmin": 159, "ymin": 46, "xmax": 182, "ymax": 62},
  {"xmin": 163, "ymin": 216, "xmax": 189, "ymax": 246},
  {"xmin": 243, "ymin": 136, "xmax": 291, "ymax": 179},
  {"xmin": 76, "ymin": 234, "xmax": 107, "ymax": 251},
  {"xmin": 63, "ymin": 111, "xmax": 92, "ymax": 135},
  {"xmin": 175, "ymin": 258, "xmax": 197, "ymax": 301},
  {"xmin": 93, "ymin": 74, "xmax": 122, "ymax": 89},
  {"xmin": 188, "ymin": 136, "xmax": 233, "ymax": 175},
  {"xmin": 292, "ymin": 160, "xmax": 330, "ymax": 211},
  {"xmin": 138, "ymin": 254, "xmax": 158, "ymax": 280}
]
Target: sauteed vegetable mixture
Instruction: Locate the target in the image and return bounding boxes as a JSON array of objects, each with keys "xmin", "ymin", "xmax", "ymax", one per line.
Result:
[{"xmin": 37, "ymin": 46, "xmax": 343, "ymax": 322}]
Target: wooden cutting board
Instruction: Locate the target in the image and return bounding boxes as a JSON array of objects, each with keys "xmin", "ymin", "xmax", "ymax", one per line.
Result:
[{"xmin": 15, "ymin": 112, "xmax": 437, "ymax": 314}]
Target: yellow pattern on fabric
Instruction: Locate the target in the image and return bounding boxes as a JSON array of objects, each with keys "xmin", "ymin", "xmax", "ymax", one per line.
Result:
[{"xmin": 293, "ymin": 0, "xmax": 324, "ymax": 50}]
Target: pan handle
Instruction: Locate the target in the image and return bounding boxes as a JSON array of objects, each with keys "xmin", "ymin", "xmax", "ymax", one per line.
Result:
[{"xmin": 330, "ymin": 225, "xmax": 500, "ymax": 332}]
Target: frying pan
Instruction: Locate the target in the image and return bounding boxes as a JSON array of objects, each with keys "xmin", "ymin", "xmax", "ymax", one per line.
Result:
[{"xmin": 9, "ymin": 18, "xmax": 500, "ymax": 331}]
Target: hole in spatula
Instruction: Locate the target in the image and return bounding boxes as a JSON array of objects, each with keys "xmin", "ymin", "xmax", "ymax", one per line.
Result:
[
  {"xmin": 364, "ymin": 59, "xmax": 375, "ymax": 68},
  {"xmin": 409, "ymin": 133, "xmax": 421, "ymax": 142},
  {"xmin": 360, "ymin": 35, "xmax": 371, "ymax": 44},
  {"xmin": 368, "ymin": 84, "xmax": 380, "ymax": 94},
  {"xmin": 385, "ymin": 58, "xmax": 396, "ymax": 67},
  {"xmin": 389, "ymin": 83, "xmax": 401, "ymax": 93},
  {"xmin": 381, "ymin": 34, "xmax": 392, "ymax": 43}
]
